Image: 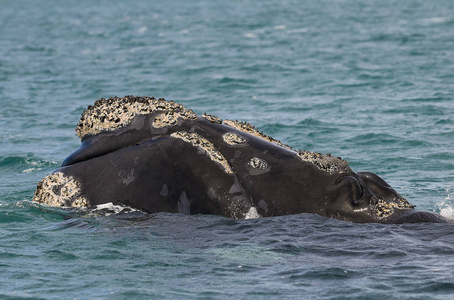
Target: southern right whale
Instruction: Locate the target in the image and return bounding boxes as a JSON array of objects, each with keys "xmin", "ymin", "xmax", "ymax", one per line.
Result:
[{"xmin": 33, "ymin": 96, "xmax": 450, "ymax": 223}]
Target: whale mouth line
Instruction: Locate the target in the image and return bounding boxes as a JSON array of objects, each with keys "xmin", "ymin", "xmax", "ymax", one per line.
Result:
[{"xmin": 62, "ymin": 135, "xmax": 169, "ymax": 167}]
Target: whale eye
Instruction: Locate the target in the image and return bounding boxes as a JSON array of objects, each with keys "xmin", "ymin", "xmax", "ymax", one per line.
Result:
[{"xmin": 337, "ymin": 176, "xmax": 364, "ymax": 206}]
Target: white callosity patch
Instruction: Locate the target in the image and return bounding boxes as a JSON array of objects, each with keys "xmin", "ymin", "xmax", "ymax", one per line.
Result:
[
  {"xmin": 76, "ymin": 96, "xmax": 352, "ymax": 175},
  {"xmin": 296, "ymin": 150, "xmax": 351, "ymax": 174},
  {"xmin": 223, "ymin": 132, "xmax": 246, "ymax": 146},
  {"xmin": 223, "ymin": 119, "xmax": 293, "ymax": 150},
  {"xmin": 223, "ymin": 119, "xmax": 352, "ymax": 174},
  {"xmin": 202, "ymin": 113, "xmax": 223, "ymax": 124},
  {"xmin": 372, "ymin": 197, "xmax": 415, "ymax": 219},
  {"xmin": 76, "ymin": 96, "xmax": 197, "ymax": 140},
  {"xmin": 152, "ymin": 111, "xmax": 179, "ymax": 128},
  {"xmin": 248, "ymin": 157, "xmax": 268, "ymax": 170},
  {"xmin": 33, "ymin": 172, "xmax": 88, "ymax": 207},
  {"xmin": 170, "ymin": 131, "xmax": 234, "ymax": 174}
]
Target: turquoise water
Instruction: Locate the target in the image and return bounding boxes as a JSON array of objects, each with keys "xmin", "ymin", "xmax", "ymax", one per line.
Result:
[{"xmin": 1, "ymin": 0, "xmax": 454, "ymax": 298}]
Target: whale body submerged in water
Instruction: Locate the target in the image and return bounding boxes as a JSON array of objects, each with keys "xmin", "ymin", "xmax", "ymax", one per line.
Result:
[{"xmin": 34, "ymin": 96, "xmax": 449, "ymax": 223}]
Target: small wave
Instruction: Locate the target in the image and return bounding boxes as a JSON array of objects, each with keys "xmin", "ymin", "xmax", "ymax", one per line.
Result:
[
  {"xmin": 0, "ymin": 155, "xmax": 58, "ymax": 173},
  {"xmin": 207, "ymin": 244, "xmax": 288, "ymax": 264},
  {"xmin": 21, "ymin": 200, "xmax": 144, "ymax": 219}
]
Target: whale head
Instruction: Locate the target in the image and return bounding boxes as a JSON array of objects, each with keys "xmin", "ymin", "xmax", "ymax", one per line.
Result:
[{"xmin": 324, "ymin": 171, "xmax": 447, "ymax": 223}]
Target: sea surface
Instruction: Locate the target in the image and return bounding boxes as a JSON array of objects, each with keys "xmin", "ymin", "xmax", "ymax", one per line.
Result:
[{"xmin": 1, "ymin": 0, "xmax": 454, "ymax": 299}]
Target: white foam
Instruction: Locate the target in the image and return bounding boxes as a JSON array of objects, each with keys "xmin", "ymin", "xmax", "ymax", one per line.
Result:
[
  {"xmin": 91, "ymin": 202, "xmax": 141, "ymax": 216},
  {"xmin": 245, "ymin": 207, "xmax": 261, "ymax": 219},
  {"xmin": 435, "ymin": 190, "xmax": 454, "ymax": 220},
  {"xmin": 440, "ymin": 206, "xmax": 454, "ymax": 220}
]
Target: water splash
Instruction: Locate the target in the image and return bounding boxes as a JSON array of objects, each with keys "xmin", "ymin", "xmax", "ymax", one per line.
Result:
[
  {"xmin": 88, "ymin": 202, "xmax": 143, "ymax": 217},
  {"xmin": 435, "ymin": 188, "xmax": 454, "ymax": 220}
]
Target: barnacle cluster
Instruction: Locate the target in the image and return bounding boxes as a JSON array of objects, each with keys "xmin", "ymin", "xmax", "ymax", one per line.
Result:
[
  {"xmin": 372, "ymin": 198, "xmax": 415, "ymax": 219},
  {"xmin": 77, "ymin": 96, "xmax": 352, "ymax": 175},
  {"xmin": 223, "ymin": 120, "xmax": 293, "ymax": 150},
  {"xmin": 248, "ymin": 157, "xmax": 269, "ymax": 170},
  {"xmin": 170, "ymin": 131, "xmax": 234, "ymax": 174},
  {"xmin": 33, "ymin": 172, "xmax": 88, "ymax": 207},
  {"xmin": 152, "ymin": 112, "xmax": 179, "ymax": 128},
  {"xmin": 76, "ymin": 96, "xmax": 197, "ymax": 139},
  {"xmin": 297, "ymin": 150, "xmax": 351, "ymax": 174},
  {"xmin": 202, "ymin": 113, "xmax": 223, "ymax": 124},
  {"xmin": 223, "ymin": 132, "xmax": 246, "ymax": 146}
]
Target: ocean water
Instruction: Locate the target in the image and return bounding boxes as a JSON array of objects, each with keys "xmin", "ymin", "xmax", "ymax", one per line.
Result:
[{"xmin": 1, "ymin": 0, "xmax": 454, "ymax": 298}]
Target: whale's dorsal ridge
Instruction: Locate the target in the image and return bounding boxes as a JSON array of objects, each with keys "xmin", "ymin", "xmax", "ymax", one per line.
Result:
[
  {"xmin": 296, "ymin": 150, "xmax": 351, "ymax": 174},
  {"xmin": 222, "ymin": 119, "xmax": 293, "ymax": 151},
  {"xmin": 75, "ymin": 96, "xmax": 351, "ymax": 175}
]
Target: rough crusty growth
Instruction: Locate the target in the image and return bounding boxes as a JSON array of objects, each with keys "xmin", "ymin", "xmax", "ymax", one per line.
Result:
[
  {"xmin": 33, "ymin": 172, "xmax": 88, "ymax": 207},
  {"xmin": 170, "ymin": 131, "xmax": 234, "ymax": 174},
  {"xmin": 372, "ymin": 197, "xmax": 415, "ymax": 219},
  {"xmin": 76, "ymin": 96, "xmax": 351, "ymax": 174},
  {"xmin": 223, "ymin": 132, "xmax": 246, "ymax": 146},
  {"xmin": 223, "ymin": 119, "xmax": 352, "ymax": 174},
  {"xmin": 76, "ymin": 96, "xmax": 197, "ymax": 139},
  {"xmin": 152, "ymin": 112, "xmax": 179, "ymax": 128},
  {"xmin": 297, "ymin": 150, "xmax": 352, "ymax": 174},
  {"xmin": 202, "ymin": 113, "xmax": 223, "ymax": 124},
  {"xmin": 248, "ymin": 157, "xmax": 268, "ymax": 170},
  {"xmin": 223, "ymin": 120, "xmax": 293, "ymax": 150}
]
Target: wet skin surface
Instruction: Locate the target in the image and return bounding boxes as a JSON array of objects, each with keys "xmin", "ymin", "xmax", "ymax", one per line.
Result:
[{"xmin": 34, "ymin": 97, "xmax": 450, "ymax": 223}]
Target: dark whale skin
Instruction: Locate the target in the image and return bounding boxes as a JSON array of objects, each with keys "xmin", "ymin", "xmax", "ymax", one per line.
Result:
[{"xmin": 33, "ymin": 96, "xmax": 450, "ymax": 224}]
